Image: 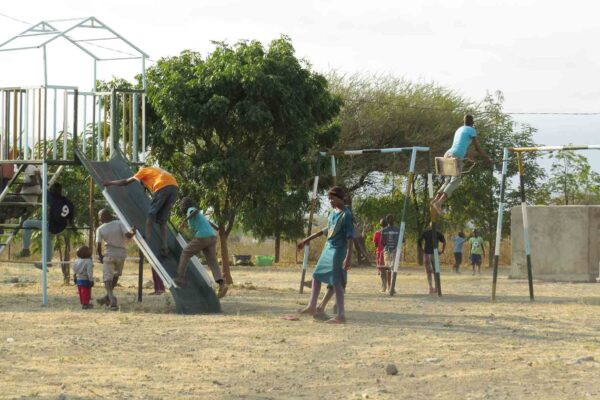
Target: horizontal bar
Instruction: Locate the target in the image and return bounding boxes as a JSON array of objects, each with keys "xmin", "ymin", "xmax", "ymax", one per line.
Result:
[
  {"xmin": 510, "ymin": 145, "xmax": 600, "ymax": 152},
  {"xmin": 321, "ymin": 146, "xmax": 430, "ymax": 156},
  {"xmin": 2, "ymin": 258, "xmax": 142, "ymax": 266},
  {"xmin": 0, "ymin": 224, "xmax": 91, "ymax": 230},
  {"xmin": 0, "ymin": 160, "xmax": 80, "ymax": 166},
  {"xmin": 17, "ymin": 32, "xmax": 58, "ymax": 38},
  {"xmin": 73, "ymin": 37, "xmax": 118, "ymax": 42},
  {"xmin": 98, "ymin": 56, "xmax": 144, "ymax": 61}
]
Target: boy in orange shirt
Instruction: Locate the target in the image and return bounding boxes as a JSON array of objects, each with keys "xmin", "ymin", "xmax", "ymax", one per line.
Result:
[{"xmin": 103, "ymin": 166, "xmax": 178, "ymax": 257}]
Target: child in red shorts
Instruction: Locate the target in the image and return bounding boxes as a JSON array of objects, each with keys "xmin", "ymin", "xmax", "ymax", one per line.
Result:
[{"xmin": 72, "ymin": 246, "xmax": 94, "ymax": 309}]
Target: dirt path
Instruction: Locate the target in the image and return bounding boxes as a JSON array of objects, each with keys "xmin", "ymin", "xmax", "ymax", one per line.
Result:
[{"xmin": 1, "ymin": 262, "xmax": 599, "ymax": 399}]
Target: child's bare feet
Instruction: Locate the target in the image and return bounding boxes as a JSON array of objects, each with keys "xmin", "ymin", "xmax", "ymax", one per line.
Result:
[
  {"xmin": 325, "ymin": 316, "xmax": 346, "ymax": 324},
  {"xmin": 297, "ymin": 306, "xmax": 317, "ymax": 315},
  {"xmin": 313, "ymin": 309, "xmax": 331, "ymax": 321}
]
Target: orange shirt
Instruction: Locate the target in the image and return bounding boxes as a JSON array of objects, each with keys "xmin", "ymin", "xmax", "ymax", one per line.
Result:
[{"xmin": 133, "ymin": 167, "xmax": 178, "ymax": 193}]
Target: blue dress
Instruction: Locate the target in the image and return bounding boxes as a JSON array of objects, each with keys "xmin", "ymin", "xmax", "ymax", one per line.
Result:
[{"xmin": 313, "ymin": 207, "xmax": 355, "ymax": 285}]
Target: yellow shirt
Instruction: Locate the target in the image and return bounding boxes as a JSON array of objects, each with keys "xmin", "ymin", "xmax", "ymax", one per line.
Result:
[{"xmin": 133, "ymin": 167, "xmax": 178, "ymax": 193}]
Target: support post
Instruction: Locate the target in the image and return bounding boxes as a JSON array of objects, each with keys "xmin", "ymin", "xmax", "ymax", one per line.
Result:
[
  {"xmin": 517, "ymin": 152, "xmax": 534, "ymax": 301},
  {"xmin": 492, "ymin": 148, "xmax": 509, "ymax": 301},
  {"xmin": 390, "ymin": 148, "xmax": 417, "ymax": 296},
  {"xmin": 138, "ymin": 249, "xmax": 143, "ymax": 302},
  {"xmin": 72, "ymin": 89, "xmax": 78, "ymax": 152},
  {"xmin": 110, "ymin": 89, "xmax": 117, "ymax": 158},
  {"xmin": 41, "ymin": 161, "xmax": 48, "ymax": 306},
  {"xmin": 132, "ymin": 93, "xmax": 138, "ymax": 162},
  {"xmin": 429, "ymin": 151, "xmax": 442, "ymax": 296},
  {"xmin": 299, "ymin": 152, "xmax": 322, "ymax": 294},
  {"xmin": 52, "ymin": 89, "xmax": 57, "ymax": 160},
  {"xmin": 331, "ymin": 155, "xmax": 337, "ymax": 186}
]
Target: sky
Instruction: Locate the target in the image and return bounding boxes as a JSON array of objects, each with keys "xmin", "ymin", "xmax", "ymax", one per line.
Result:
[{"xmin": 1, "ymin": 0, "xmax": 600, "ymax": 171}]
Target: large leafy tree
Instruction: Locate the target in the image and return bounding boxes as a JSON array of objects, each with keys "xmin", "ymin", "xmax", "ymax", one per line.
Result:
[{"xmin": 145, "ymin": 38, "xmax": 341, "ymax": 282}]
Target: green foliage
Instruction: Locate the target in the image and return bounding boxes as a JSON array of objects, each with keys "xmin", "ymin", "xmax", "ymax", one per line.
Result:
[
  {"xmin": 144, "ymin": 37, "xmax": 342, "ymax": 249},
  {"xmin": 544, "ymin": 149, "xmax": 600, "ymax": 205}
]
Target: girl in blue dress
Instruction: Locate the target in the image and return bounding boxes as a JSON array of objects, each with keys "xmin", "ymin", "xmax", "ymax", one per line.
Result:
[{"xmin": 298, "ymin": 186, "xmax": 354, "ymax": 324}]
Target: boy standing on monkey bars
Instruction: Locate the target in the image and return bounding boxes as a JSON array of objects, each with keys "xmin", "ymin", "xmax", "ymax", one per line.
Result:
[{"xmin": 431, "ymin": 114, "xmax": 492, "ymax": 215}]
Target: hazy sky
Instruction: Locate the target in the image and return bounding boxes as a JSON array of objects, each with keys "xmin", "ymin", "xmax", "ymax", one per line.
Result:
[{"xmin": 1, "ymin": 0, "xmax": 600, "ymax": 169}]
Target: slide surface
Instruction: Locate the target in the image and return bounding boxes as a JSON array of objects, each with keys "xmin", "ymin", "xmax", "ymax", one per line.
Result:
[{"xmin": 76, "ymin": 150, "xmax": 221, "ymax": 314}]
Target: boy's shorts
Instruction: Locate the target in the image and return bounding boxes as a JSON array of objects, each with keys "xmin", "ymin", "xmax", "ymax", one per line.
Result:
[
  {"xmin": 103, "ymin": 256, "xmax": 126, "ymax": 282},
  {"xmin": 384, "ymin": 249, "xmax": 397, "ymax": 268},
  {"xmin": 470, "ymin": 254, "xmax": 482, "ymax": 265}
]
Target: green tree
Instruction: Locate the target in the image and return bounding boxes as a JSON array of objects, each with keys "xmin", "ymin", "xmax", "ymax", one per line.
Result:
[
  {"xmin": 145, "ymin": 38, "xmax": 341, "ymax": 282},
  {"xmin": 545, "ymin": 149, "xmax": 600, "ymax": 205}
]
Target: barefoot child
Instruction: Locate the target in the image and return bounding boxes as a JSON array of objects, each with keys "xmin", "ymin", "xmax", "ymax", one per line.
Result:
[
  {"xmin": 451, "ymin": 231, "xmax": 467, "ymax": 273},
  {"xmin": 418, "ymin": 223, "xmax": 446, "ymax": 294},
  {"xmin": 96, "ymin": 209, "xmax": 136, "ymax": 310},
  {"xmin": 381, "ymin": 214, "xmax": 400, "ymax": 292},
  {"xmin": 72, "ymin": 246, "xmax": 94, "ymax": 309},
  {"xmin": 175, "ymin": 197, "xmax": 228, "ymax": 298},
  {"xmin": 372, "ymin": 217, "xmax": 387, "ymax": 292},
  {"xmin": 297, "ymin": 186, "xmax": 354, "ymax": 324},
  {"xmin": 469, "ymin": 229, "xmax": 485, "ymax": 275}
]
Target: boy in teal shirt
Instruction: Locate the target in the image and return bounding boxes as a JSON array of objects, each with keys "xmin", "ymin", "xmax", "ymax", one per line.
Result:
[
  {"xmin": 469, "ymin": 229, "xmax": 485, "ymax": 275},
  {"xmin": 432, "ymin": 115, "xmax": 492, "ymax": 214},
  {"xmin": 175, "ymin": 197, "xmax": 227, "ymax": 298}
]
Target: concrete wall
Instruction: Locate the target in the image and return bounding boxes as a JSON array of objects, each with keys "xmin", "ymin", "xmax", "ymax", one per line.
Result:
[{"xmin": 511, "ymin": 206, "xmax": 600, "ymax": 282}]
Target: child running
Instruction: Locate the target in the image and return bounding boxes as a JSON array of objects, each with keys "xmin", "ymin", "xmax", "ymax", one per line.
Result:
[
  {"xmin": 381, "ymin": 215, "xmax": 400, "ymax": 292},
  {"xmin": 297, "ymin": 186, "xmax": 354, "ymax": 324},
  {"xmin": 72, "ymin": 246, "xmax": 94, "ymax": 310},
  {"xmin": 451, "ymin": 231, "xmax": 467, "ymax": 273},
  {"xmin": 372, "ymin": 217, "xmax": 387, "ymax": 292},
  {"xmin": 175, "ymin": 197, "xmax": 228, "ymax": 298},
  {"xmin": 96, "ymin": 209, "xmax": 136, "ymax": 310},
  {"xmin": 469, "ymin": 229, "xmax": 485, "ymax": 275}
]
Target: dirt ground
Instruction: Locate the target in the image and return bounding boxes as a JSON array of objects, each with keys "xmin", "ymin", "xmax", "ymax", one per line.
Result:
[{"xmin": 1, "ymin": 260, "xmax": 600, "ymax": 400}]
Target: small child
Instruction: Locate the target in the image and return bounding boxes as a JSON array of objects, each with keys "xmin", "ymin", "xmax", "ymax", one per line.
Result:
[
  {"xmin": 469, "ymin": 229, "xmax": 485, "ymax": 275},
  {"xmin": 451, "ymin": 231, "xmax": 467, "ymax": 273},
  {"xmin": 372, "ymin": 217, "xmax": 387, "ymax": 292},
  {"xmin": 72, "ymin": 245, "xmax": 94, "ymax": 309},
  {"xmin": 381, "ymin": 215, "xmax": 400, "ymax": 292}
]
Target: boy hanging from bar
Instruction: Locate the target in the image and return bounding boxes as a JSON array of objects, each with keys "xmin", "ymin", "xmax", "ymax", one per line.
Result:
[{"xmin": 431, "ymin": 114, "xmax": 492, "ymax": 215}]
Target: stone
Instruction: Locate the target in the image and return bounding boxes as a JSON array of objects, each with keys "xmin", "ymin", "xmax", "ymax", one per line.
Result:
[
  {"xmin": 385, "ymin": 363, "xmax": 398, "ymax": 375},
  {"xmin": 568, "ymin": 356, "xmax": 594, "ymax": 365}
]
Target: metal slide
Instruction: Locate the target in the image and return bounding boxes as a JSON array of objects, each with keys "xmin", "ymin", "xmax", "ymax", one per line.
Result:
[{"xmin": 75, "ymin": 149, "xmax": 221, "ymax": 314}]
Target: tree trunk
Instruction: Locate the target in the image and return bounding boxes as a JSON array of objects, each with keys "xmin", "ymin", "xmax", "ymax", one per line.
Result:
[
  {"xmin": 488, "ymin": 240, "xmax": 494, "ymax": 269},
  {"xmin": 219, "ymin": 232, "xmax": 233, "ymax": 285},
  {"xmin": 274, "ymin": 233, "xmax": 281, "ymax": 263},
  {"xmin": 62, "ymin": 234, "xmax": 72, "ymax": 283}
]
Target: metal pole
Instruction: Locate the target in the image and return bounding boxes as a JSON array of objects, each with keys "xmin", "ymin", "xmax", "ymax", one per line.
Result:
[
  {"xmin": 138, "ymin": 249, "xmax": 143, "ymax": 302},
  {"xmin": 122, "ymin": 92, "xmax": 126, "ymax": 156},
  {"xmin": 43, "ymin": 45, "xmax": 48, "ymax": 87},
  {"xmin": 132, "ymin": 93, "xmax": 138, "ymax": 162},
  {"xmin": 492, "ymin": 148, "xmax": 509, "ymax": 301},
  {"xmin": 517, "ymin": 152, "xmax": 534, "ymax": 301},
  {"xmin": 72, "ymin": 89, "xmax": 78, "ymax": 153},
  {"xmin": 82, "ymin": 94, "xmax": 87, "ymax": 155},
  {"xmin": 63, "ymin": 90, "xmax": 68, "ymax": 160},
  {"xmin": 110, "ymin": 89, "xmax": 116, "ymax": 158},
  {"xmin": 331, "ymin": 155, "xmax": 337, "ymax": 186},
  {"xmin": 41, "ymin": 161, "xmax": 48, "ymax": 306},
  {"xmin": 429, "ymin": 153, "xmax": 442, "ymax": 297},
  {"xmin": 390, "ymin": 148, "xmax": 417, "ymax": 296},
  {"xmin": 97, "ymin": 95, "xmax": 101, "ymax": 161},
  {"xmin": 88, "ymin": 177, "xmax": 94, "ymax": 250},
  {"xmin": 93, "ymin": 59, "xmax": 97, "ymax": 92},
  {"xmin": 1, "ymin": 90, "xmax": 4, "ymax": 159},
  {"xmin": 141, "ymin": 93, "xmax": 146, "ymax": 162},
  {"xmin": 23, "ymin": 90, "xmax": 29, "ymax": 159},
  {"xmin": 52, "ymin": 89, "xmax": 57, "ymax": 159},
  {"xmin": 299, "ymin": 152, "xmax": 322, "ymax": 294}
]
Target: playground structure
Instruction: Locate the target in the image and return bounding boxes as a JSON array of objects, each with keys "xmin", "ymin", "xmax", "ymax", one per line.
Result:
[
  {"xmin": 492, "ymin": 145, "xmax": 600, "ymax": 301},
  {"xmin": 0, "ymin": 17, "xmax": 220, "ymax": 313},
  {"xmin": 299, "ymin": 146, "xmax": 445, "ymax": 297}
]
